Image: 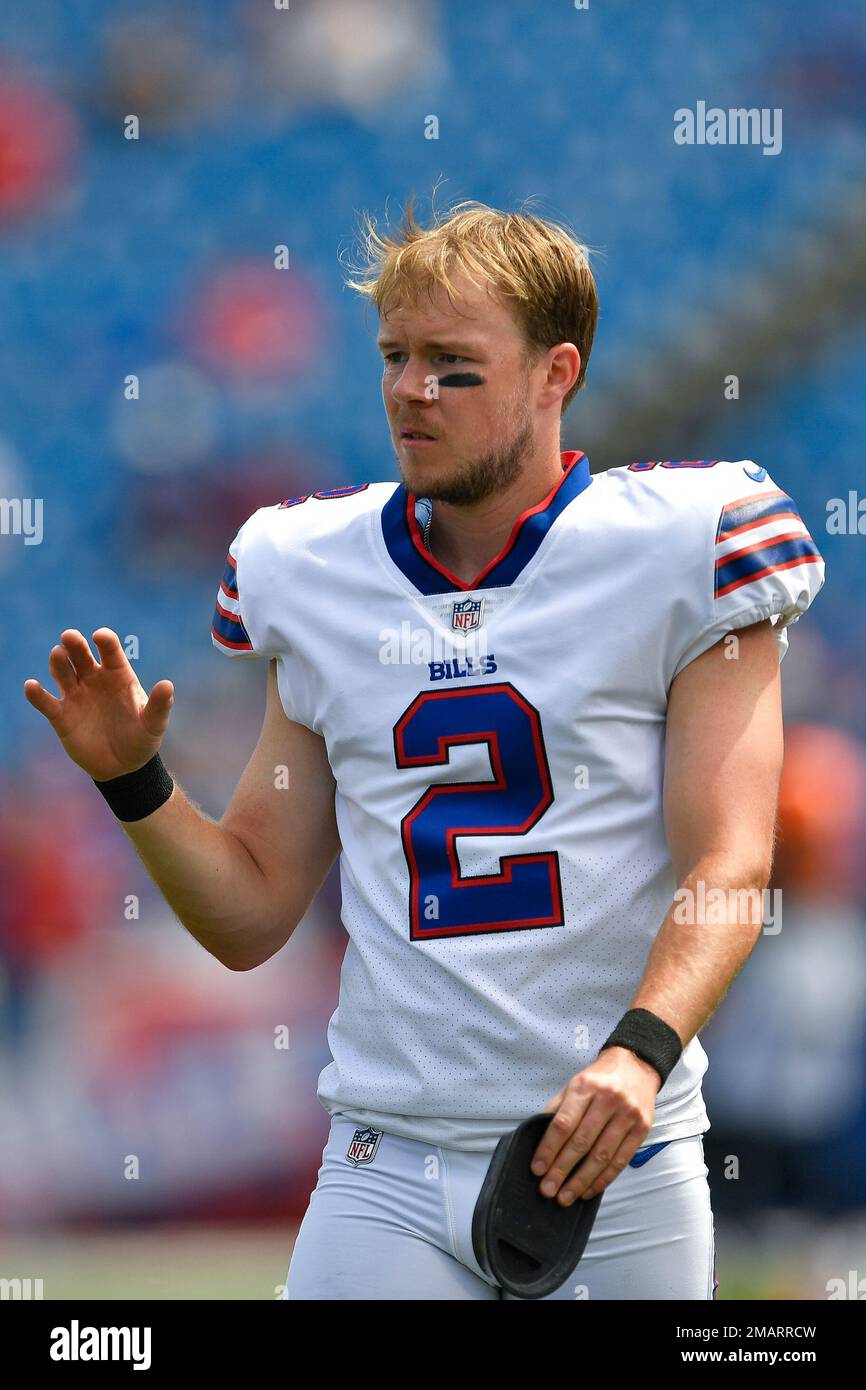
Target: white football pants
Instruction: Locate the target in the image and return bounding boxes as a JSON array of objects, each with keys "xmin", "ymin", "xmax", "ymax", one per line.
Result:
[{"xmin": 284, "ymin": 1115, "xmax": 717, "ymax": 1300}]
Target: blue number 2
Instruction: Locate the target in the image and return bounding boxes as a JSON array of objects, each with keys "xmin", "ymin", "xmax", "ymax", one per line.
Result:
[{"xmin": 393, "ymin": 682, "xmax": 563, "ymax": 940}]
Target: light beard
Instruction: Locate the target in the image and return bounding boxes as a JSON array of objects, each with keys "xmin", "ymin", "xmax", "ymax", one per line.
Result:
[{"xmin": 397, "ymin": 411, "xmax": 534, "ymax": 506}]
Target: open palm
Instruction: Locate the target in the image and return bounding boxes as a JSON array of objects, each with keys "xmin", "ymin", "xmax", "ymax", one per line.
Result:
[{"xmin": 24, "ymin": 628, "xmax": 174, "ymax": 781}]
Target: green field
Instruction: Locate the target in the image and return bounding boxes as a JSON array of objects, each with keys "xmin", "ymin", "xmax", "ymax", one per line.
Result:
[
  {"xmin": 2, "ymin": 1219, "xmax": 858, "ymax": 1300},
  {"xmin": 2, "ymin": 1227, "xmax": 296, "ymax": 1301}
]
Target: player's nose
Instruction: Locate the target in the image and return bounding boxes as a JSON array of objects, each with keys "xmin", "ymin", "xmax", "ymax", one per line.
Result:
[{"xmin": 389, "ymin": 358, "xmax": 433, "ymax": 405}]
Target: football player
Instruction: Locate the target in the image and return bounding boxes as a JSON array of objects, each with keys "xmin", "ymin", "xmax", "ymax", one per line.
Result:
[{"xmin": 25, "ymin": 200, "xmax": 825, "ymax": 1299}]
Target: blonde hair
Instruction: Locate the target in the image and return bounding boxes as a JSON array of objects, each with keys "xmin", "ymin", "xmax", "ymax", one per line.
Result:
[{"xmin": 344, "ymin": 196, "xmax": 598, "ymax": 413}]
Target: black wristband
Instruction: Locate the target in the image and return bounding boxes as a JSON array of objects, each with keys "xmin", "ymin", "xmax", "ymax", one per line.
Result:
[
  {"xmin": 93, "ymin": 752, "xmax": 174, "ymax": 822},
  {"xmin": 599, "ymin": 1007, "xmax": 683, "ymax": 1089}
]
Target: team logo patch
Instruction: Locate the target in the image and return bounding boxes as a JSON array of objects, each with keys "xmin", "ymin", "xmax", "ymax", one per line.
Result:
[
  {"xmin": 451, "ymin": 597, "xmax": 484, "ymax": 631},
  {"xmin": 346, "ymin": 1126, "xmax": 383, "ymax": 1167}
]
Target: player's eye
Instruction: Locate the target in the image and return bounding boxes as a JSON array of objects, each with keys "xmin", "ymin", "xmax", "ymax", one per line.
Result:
[{"xmin": 382, "ymin": 351, "xmax": 467, "ymax": 365}]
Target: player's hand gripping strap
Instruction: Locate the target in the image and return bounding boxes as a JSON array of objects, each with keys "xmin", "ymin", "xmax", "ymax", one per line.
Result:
[{"xmin": 471, "ymin": 1113, "xmax": 603, "ymax": 1299}]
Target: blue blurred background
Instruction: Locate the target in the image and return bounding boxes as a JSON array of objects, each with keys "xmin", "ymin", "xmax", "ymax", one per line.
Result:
[{"xmin": 2, "ymin": 0, "xmax": 865, "ymax": 1298}]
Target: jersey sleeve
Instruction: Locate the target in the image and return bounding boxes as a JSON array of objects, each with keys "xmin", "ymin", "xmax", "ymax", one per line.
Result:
[
  {"xmin": 211, "ymin": 509, "xmax": 288, "ymax": 660},
  {"xmin": 208, "ymin": 503, "xmax": 324, "ymax": 732},
  {"xmin": 671, "ymin": 465, "xmax": 826, "ymax": 678},
  {"xmin": 211, "ymin": 520, "xmax": 259, "ymax": 657}
]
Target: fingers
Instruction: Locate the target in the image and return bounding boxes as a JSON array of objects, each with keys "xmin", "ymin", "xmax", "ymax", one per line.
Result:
[
  {"xmin": 141, "ymin": 679, "xmax": 175, "ymax": 738},
  {"xmin": 556, "ymin": 1120, "xmax": 640, "ymax": 1205},
  {"xmin": 48, "ymin": 644, "xmax": 78, "ymax": 696},
  {"xmin": 59, "ymin": 629, "xmax": 98, "ymax": 679},
  {"xmin": 90, "ymin": 628, "xmax": 130, "ymax": 672},
  {"xmin": 534, "ymin": 1095, "xmax": 610, "ymax": 1200},
  {"xmin": 532, "ymin": 1085, "xmax": 593, "ymax": 1177},
  {"xmin": 23, "ymin": 678, "xmax": 64, "ymax": 723}
]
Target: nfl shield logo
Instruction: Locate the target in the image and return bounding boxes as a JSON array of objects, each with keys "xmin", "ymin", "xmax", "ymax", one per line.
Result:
[
  {"xmin": 346, "ymin": 1126, "xmax": 383, "ymax": 1167},
  {"xmin": 451, "ymin": 597, "xmax": 483, "ymax": 631}
]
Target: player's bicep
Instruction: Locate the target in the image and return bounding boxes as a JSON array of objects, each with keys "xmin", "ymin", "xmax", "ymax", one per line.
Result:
[
  {"xmin": 663, "ymin": 619, "xmax": 783, "ymax": 886},
  {"xmin": 221, "ymin": 661, "xmax": 340, "ymax": 936}
]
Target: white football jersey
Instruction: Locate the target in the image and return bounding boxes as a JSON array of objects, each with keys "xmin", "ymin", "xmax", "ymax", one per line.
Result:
[{"xmin": 212, "ymin": 452, "xmax": 825, "ymax": 1152}]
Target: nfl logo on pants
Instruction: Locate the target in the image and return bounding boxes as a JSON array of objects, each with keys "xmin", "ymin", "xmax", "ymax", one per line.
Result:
[{"xmin": 346, "ymin": 1127, "xmax": 383, "ymax": 1167}]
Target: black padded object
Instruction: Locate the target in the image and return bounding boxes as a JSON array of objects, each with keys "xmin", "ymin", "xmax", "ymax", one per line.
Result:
[{"xmin": 472, "ymin": 1113, "xmax": 604, "ymax": 1299}]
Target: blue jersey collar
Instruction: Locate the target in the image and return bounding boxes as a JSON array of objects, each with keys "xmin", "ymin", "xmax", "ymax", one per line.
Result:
[{"xmin": 381, "ymin": 450, "xmax": 591, "ymax": 595}]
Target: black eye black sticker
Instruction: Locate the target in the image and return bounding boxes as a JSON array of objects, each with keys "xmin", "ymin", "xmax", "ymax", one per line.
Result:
[{"xmin": 436, "ymin": 372, "xmax": 485, "ymax": 388}]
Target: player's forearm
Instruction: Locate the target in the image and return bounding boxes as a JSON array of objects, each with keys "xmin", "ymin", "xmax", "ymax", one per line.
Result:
[
  {"xmin": 117, "ymin": 781, "xmax": 287, "ymax": 969},
  {"xmin": 629, "ymin": 852, "xmax": 769, "ymax": 1046}
]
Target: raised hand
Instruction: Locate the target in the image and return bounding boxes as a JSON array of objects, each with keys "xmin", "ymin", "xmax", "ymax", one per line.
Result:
[{"xmin": 24, "ymin": 628, "xmax": 174, "ymax": 781}]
